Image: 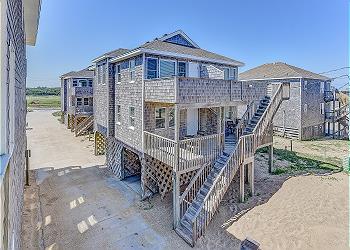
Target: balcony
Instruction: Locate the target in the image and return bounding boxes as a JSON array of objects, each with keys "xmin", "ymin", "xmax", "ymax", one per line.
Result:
[
  {"xmin": 71, "ymin": 86, "xmax": 93, "ymax": 97},
  {"xmin": 144, "ymin": 77, "xmax": 267, "ymax": 105},
  {"xmin": 69, "ymin": 105, "xmax": 93, "ymax": 115}
]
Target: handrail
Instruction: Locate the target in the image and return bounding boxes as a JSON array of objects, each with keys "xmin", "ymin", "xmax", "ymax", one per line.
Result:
[
  {"xmin": 189, "ymin": 83, "xmax": 286, "ymax": 243},
  {"xmin": 236, "ymin": 101, "xmax": 255, "ymax": 138}
]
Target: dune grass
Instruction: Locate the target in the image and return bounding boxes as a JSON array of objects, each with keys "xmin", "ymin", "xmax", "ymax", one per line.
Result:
[{"xmin": 26, "ymin": 95, "xmax": 60, "ymax": 109}]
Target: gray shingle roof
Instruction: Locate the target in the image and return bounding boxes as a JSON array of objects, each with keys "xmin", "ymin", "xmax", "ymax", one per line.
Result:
[
  {"xmin": 92, "ymin": 48, "xmax": 130, "ymax": 62},
  {"xmin": 61, "ymin": 68, "xmax": 93, "ymax": 79},
  {"xmin": 239, "ymin": 62, "xmax": 330, "ymax": 81},
  {"xmin": 139, "ymin": 39, "xmax": 244, "ymax": 66}
]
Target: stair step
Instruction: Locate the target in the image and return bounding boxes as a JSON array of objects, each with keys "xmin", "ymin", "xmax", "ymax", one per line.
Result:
[{"xmin": 175, "ymin": 226, "xmax": 193, "ymax": 246}]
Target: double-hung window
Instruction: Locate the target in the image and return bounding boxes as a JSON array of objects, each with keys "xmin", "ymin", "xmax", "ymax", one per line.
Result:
[
  {"xmin": 146, "ymin": 58, "xmax": 158, "ymax": 79},
  {"xmin": 229, "ymin": 68, "xmax": 236, "ymax": 79},
  {"xmin": 155, "ymin": 108, "xmax": 166, "ymax": 129},
  {"xmin": 116, "ymin": 105, "xmax": 121, "ymax": 124},
  {"xmin": 84, "ymin": 98, "xmax": 89, "ymax": 106},
  {"xmin": 130, "ymin": 59, "xmax": 136, "ymax": 82},
  {"xmin": 160, "ymin": 60, "xmax": 176, "ymax": 78},
  {"xmin": 178, "ymin": 62, "xmax": 187, "ymax": 77},
  {"xmin": 88, "ymin": 79, "xmax": 93, "ymax": 87},
  {"xmin": 77, "ymin": 98, "xmax": 82, "ymax": 106},
  {"xmin": 129, "ymin": 107, "xmax": 135, "ymax": 128},
  {"xmin": 116, "ymin": 64, "xmax": 121, "ymax": 83},
  {"xmin": 72, "ymin": 80, "xmax": 78, "ymax": 87}
]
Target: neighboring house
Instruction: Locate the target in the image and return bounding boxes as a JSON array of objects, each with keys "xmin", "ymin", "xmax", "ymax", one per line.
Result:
[
  {"xmin": 92, "ymin": 30, "xmax": 290, "ymax": 246},
  {"xmin": 91, "ymin": 48, "xmax": 129, "ymax": 155},
  {"xmin": 60, "ymin": 68, "xmax": 94, "ymax": 136},
  {"xmin": 239, "ymin": 62, "xmax": 332, "ymax": 140},
  {"xmin": 0, "ymin": 0, "xmax": 41, "ymax": 249}
]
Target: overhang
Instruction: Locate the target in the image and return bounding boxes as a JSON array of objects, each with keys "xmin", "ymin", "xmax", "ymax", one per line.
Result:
[{"xmin": 23, "ymin": 0, "xmax": 41, "ymax": 46}]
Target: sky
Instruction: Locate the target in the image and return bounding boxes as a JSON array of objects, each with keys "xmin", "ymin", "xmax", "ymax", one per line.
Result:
[{"xmin": 27, "ymin": 0, "xmax": 348, "ymax": 89}]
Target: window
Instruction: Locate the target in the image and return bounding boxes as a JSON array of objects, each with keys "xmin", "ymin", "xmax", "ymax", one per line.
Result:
[
  {"xmin": 88, "ymin": 79, "xmax": 93, "ymax": 87},
  {"xmin": 320, "ymin": 103, "xmax": 324, "ymax": 115},
  {"xmin": 80, "ymin": 79, "xmax": 87, "ymax": 87},
  {"xmin": 77, "ymin": 98, "xmax": 82, "ymax": 106},
  {"xmin": 121, "ymin": 61, "xmax": 129, "ymax": 70},
  {"xmin": 116, "ymin": 105, "xmax": 121, "ymax": 124},
  {"xmin": 98, "ymin": 65, "xmax": 102, "ymax": 84},
  {"xmin": 129, "ymin": 107, "xmax": 135, "ymax": 128},
  {"xmin": 116, "ymin": 64, "xmax": 121, "ymax": 83},
  {"xmin": 320, "ymin": 82, "xmax": 324, "ymax": 94},
  {"xmin": 224, "ymin": 68, "xmax": 236, "ymax": 80},
  {"xmin": 155, "ymin": 107, "xmax": 166, "ymax": 129},
  {"xmin": 304, "ymin": 80, "xmax": 308, "ymax": 90},
  {"xmin": 84, "ymin": 98, "xmax": 89, "ymax": 105},
  {"xmin": 304, "ymin": 104, "xmax": 307, "ymax": 113},
  {"xmin": 169, "ymin": 108, "xmax": 175, "ymax": 128},
  {"xmin": 130, "ymin": 59, "xmax": 136, "ymax": 82},
  {"xmin": 73, "ymin": 80, "xmax": 78, "ymax": 87},
  {"xmin": 224, "ymin": 68, "xmax": 230, "ymax": 80},
  {"xmin": 159, "ymin": 60, "xmax": 176, "ymax": 78},
  {"xmin": 146, "ymin": 58, "xmax": 158, "ymax": 79},
  {"xmin": 178, "ymin": 62, "xmax": 187, "ymax": 77}
]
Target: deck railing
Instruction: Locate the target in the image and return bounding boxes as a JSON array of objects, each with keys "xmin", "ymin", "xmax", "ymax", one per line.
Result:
[
  {"xmin": 0, "ymin": 154, "xmax": 10, "ymax": 249},
  {"xmin": 236, "ymin": 101, "xmax": 256, "ymax": 138},
  {"xmin": 189, "ymin": 82, "xmax": 288, "ymax": 243},
  {"xmin": 144, "ymin": 132, "xmax": 223, "ymax": 173}
]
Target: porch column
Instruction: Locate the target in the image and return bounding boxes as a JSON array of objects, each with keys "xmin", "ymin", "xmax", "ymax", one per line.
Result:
[
  {"xmin": 239, "ymin": 163, "xmax": 245, "ymax": 202},
  {"xmin": 173, "ymin": 105, "xmax": 180, "ymax": 228}
]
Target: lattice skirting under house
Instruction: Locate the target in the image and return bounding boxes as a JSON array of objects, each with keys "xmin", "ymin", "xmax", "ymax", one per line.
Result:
[
  {"xmin": 106, "ymin": 137, "xmax": 124, "ymax": 179},
  {"xmin": 67, "ymin": 114, "xmax": 74, "ymax": 129},
  {"xmin": 142, "ymin": 155, "xmax": 197, "ymax": 199},
  {"xmin": 94, "ymin": 131, "xmax": 106, "ymax": 155}
]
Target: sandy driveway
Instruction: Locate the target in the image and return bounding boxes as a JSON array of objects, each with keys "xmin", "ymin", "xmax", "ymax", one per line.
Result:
[{"xmin": 21, "ymin": 110, "xmax": 349, "ymax": 250}]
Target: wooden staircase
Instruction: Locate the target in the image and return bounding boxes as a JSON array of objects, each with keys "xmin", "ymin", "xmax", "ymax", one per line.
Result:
[
  {"xmin": 75, "ymin": 115, "xmax": 94, "ymax": 137},
  {"xmin": 175, "ymin": 83, "xmax": 289, "ymax": 246}
]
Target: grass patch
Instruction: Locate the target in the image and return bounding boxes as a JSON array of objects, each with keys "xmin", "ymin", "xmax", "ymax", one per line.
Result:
[
  {"xmin": 26, "ymin": 95, "xmax": 60, "ymax": 108},
  {"xmin": 258, "ymin": 146, "xmax": 342, "ymax": 173},
  {"xmin": 52, "ymin": 111, "xmax": 62, "ymax": 117}
]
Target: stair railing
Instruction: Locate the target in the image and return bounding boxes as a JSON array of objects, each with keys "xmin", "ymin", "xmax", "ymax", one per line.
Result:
[
  {"xmin": 188, "ymin": 83, "xmax": 287, "ymax": 244},
  {"xmin": 236, "ymin": 101, "xmax": 256, "ymax": 139}
]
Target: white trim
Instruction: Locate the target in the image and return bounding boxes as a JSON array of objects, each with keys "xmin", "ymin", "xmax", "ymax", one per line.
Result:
[
  {"xmin": 109, "ymin": 49, "xmax": 142, "ymax": 63},
  {"xmin": 158, "ymin": 30, "xmax": 200, "ymax": 48},
  {"xmin": 240, "ymin": 77, "xmax": 302, "ymax": 82}
]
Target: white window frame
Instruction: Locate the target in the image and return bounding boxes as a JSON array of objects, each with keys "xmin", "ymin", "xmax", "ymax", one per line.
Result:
[
  {"xmin": 83, "ymin": 97, "xmax": 89, "ymax": 106},
  {"xmin": 116, "ymin": 105, "xmax": 121, "ymax": 125},
  {"xmin": 177, "ymin": 61, "xmax": 187, "ymax": 77},
  {"xmin": 129, "ymin": 106, "xmax": 135, "ymax": 129},
  {"xmin": 129, "ymin": 59, "xmax": 136, "ymax": 83},
  {"xmin": 145, "ymin": 57, "xmax": 159, "ymax": 79},
  {"xmin": 116, "ymin": 64, "xmax": 121, "ymax": 84},
  {"xmin": 159, "ymin": 59, "xmax": 176, "ymax": 78},
  {"xmin": 77, "ymin": 98, "xmax": 82, "ymax": 106},
  {"xmin": 320, "ymin": 81, "xmax": 324, "ymax": 94},
  {"xmin": 155, "ymin": 107, "xmax": 166, "ymax": 129},
  {"xmin": 320, "ymin": 103, "xmax": 324, "ymax": 115},
  {"xmin": 304, "ymin": 80, "xmax": 308, "ymax": 90}
]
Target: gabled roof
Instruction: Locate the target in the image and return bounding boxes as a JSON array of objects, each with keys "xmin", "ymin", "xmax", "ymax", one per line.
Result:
[
  {"xmin": 239, "ymin": 62, "xmax": 330, "ymax": 81},
  {"xmin": 109, "ymin": 30, "xmax": 244, "ymax": 67},
  {"xmin": 60, "ymin": 68, "xmax": 93, "ymax": 79},
  {"xmin": 92, "ymin": 48, "xmax": 130, "ymax": 63}
]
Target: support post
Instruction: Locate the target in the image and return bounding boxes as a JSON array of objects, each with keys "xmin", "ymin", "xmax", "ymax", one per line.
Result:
[
  {"xmin": 268, "ymin": 143, "xmax": 273, "ymax": 173},
  {"xmin": 240, "ymin": 164, "xmax": 245, "ymax": 202},
  {"xmin": 25, "ymin": 149, "xmax": 31, "ymax": 186},
  {"xmin": 248, "ymin": 161, "xmax": 254, "ymax": 196},
  {"xmin": 173, "ymin": 105, "xmax": 180, "ymax": 228}
]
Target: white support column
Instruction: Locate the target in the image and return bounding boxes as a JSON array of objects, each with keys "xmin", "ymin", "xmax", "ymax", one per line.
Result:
[
  {"xmin": 240, "ymin": 163, "xmax": 245, "ymax": 202},
  {"xmin": 173, "ymin": 105, "xmax": 180, "ymax": 228}
]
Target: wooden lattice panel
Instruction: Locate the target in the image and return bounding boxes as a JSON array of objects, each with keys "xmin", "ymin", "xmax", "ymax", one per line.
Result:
[
  {"xmin": 106, "ymin": 137, "xmax": 123, "ymax": 179},
  {"xmin": 143, "ymin": 155, "xmax": 197, "ymax": 199},
  {"xmin": 123, "ymin": 148, "xmax": 141, "ymax": 177},
  {"xmin": 94, "ymin": 131, "xmax": 106, "ymax": 155},
  {"xmin": 68, "ymin": 115, "xmax": 74, "ymax": 129}
]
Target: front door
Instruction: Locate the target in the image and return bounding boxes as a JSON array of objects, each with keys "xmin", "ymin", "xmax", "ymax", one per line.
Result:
[
  {"xmin": 188, "ymin": 62, "xmax": 200, "ymax": 78},
  {"xmin": 187, "ymin": 108, "xmax": 198, "ymax": 136}
]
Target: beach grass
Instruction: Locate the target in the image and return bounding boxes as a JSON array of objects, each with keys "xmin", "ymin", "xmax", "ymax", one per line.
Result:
[{"xmin": 26, "ymin": 95, "xmax": 60, "ymax": 109}]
